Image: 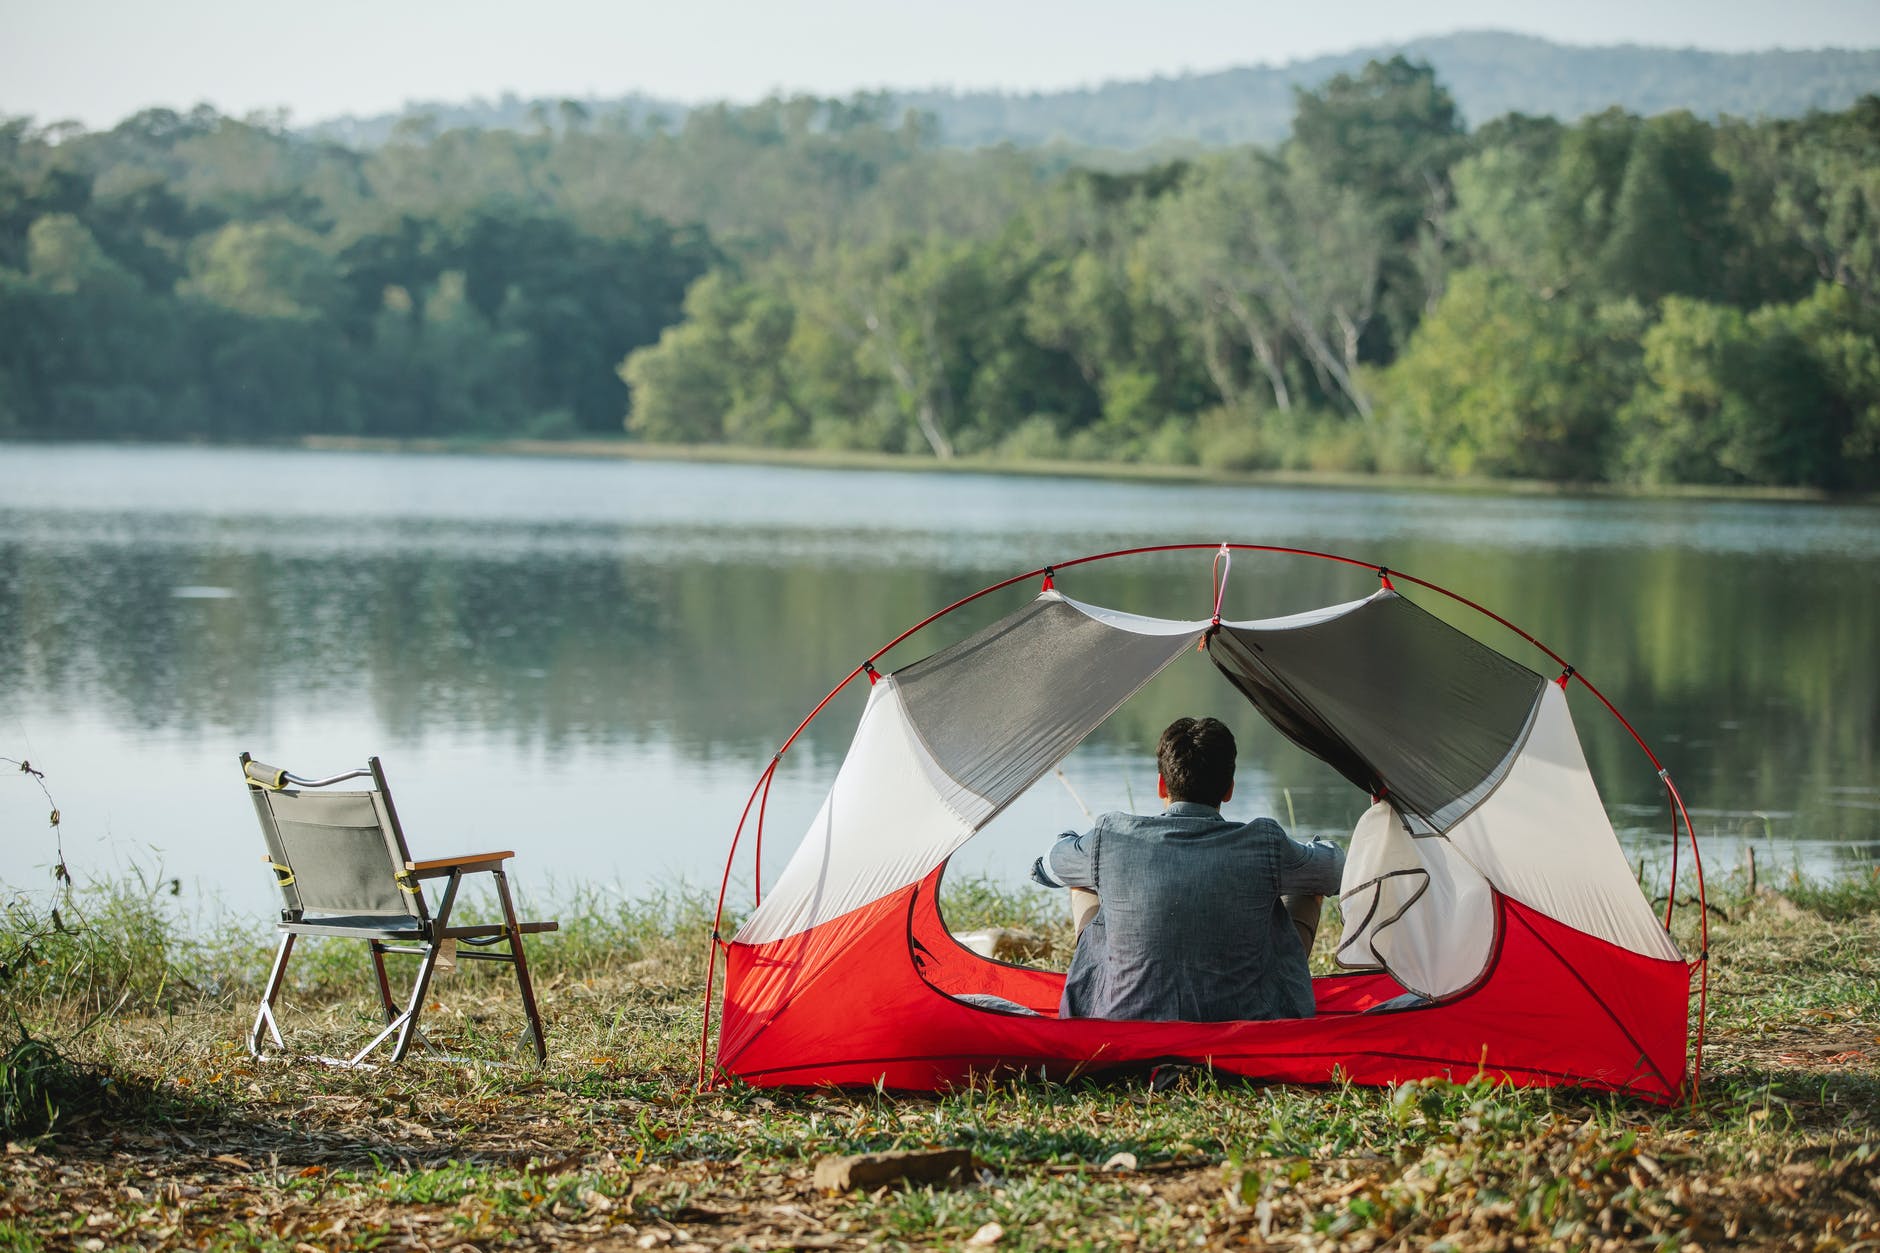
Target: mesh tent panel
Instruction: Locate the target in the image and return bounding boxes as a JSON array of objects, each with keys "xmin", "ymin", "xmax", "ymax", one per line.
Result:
[
  {"xmin": 1211, "ymin": 590, "xmax": 1546, "ymax": 833},
  {"xmin": 891, "ymin": 593, "xmax": 1203, "ymax": 817}
]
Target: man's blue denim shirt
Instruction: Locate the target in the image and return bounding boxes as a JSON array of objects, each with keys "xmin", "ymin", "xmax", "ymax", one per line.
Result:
[{"xmin": 1031, "ymin": 801, "xmax": 1345, "ymax": 1022}]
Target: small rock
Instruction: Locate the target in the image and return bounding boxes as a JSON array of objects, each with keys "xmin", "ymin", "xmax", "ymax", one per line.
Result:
[
  {"xmin": 1103, "ymin": 1151, "xmax": 1139, "ymax": 1171},
  {"xmin": 967, "ymin": 1221, "xmax": 1004, "ymax": 1245},
  {"xmin": 813, "ymin": 1148, "xmax": 972, "ymax": 1192}
]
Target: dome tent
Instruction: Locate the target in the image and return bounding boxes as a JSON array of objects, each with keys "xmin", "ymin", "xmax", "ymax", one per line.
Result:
[{"xmin": 701, "ymin": 546, "xmax": 1708, "ymax": 1103}]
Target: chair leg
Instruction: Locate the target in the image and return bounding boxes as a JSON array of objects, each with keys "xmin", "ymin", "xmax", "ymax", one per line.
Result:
[
  {"xmin": 368, "ymin": 941, "xmax": 398, "ymax": 1023},
  {"xmin": 388, "ymin": 940, "xmax": 444, "ymax": 1063},
  {"xmin": 493, "ymin": 869, "xmax": 548, "ymax": 1064},
  {"xmin": 347, "ymin": 942, "xmax": 443, "ymax": 1067},
  {"xmin": 249, "ymin": 932, "xmax": 296, "ymax": 1057}
]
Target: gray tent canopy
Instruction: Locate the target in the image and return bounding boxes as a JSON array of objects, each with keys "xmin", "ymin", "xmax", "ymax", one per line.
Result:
[
  {"xmin": 1208, "ymin": 590, "xmax": 1548, "ymax": 835},
  {"xmin": 889, "ymin": 586, "xmax": 1550, "ymax": 839}
]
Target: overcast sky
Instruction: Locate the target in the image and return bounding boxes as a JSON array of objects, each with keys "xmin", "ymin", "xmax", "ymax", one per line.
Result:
[{"xmin": 6, "ymin": 0, "xmax": 1879, "ymax": 130}]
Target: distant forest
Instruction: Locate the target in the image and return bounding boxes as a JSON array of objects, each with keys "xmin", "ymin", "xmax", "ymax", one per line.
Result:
[
  {"xmin": 3, "ymin": 56, "xmax": 1878, "ymax": 490},
  {"xmin": 308, "ymin": 31, "xmax": 1880, "ymax": 151}
]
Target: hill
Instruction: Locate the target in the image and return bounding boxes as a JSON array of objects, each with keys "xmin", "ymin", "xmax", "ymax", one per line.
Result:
[{"xmin": 305, "ymin": 29, "xmax": 1880, "ymax": 149}]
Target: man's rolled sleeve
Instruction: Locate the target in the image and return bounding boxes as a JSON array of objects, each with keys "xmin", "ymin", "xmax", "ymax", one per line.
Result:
[
  {"xmin": 1278, "ymin": 834, "xmax": 1345, "ymax": 897},
  {"xmin": 1031, "ymin": 829, "xmax": 1097, "ymax": 890}
]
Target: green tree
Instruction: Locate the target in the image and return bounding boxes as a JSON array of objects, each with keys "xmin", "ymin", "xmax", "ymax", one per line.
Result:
[
  {"xmin": 1457, "ymin": 109, "xmax": 1736, "ymax": 307},
  {"xmin": 1287, "ymin": 57, "xmax": 1466, "ymax": 356},
  {"xmin": 1613, "ymin": 296, "xmax": 1841, "ymax": 487},
  {"xmin": 1451, "ymin": 116, "xmax": 1573, "ymax": 294},
  {"xmin": 1617, "ymin": 285, "xmax": 1880, "ymax": 489},
  {"xmin": 1382, "ymin": 271, "xmax": 1640, "ymax": 479},
  {"xmin": 1143, "ymin": 154, "xmax": 1298, "ymax": 414},
  {"xmin": 1593, "ymin": 112, "xmax": 1735, "ymax": 304},
  {"xmin": 620, "ymin": 270, "xmax": 807, "ymax": 445},
  {"xmin": 1781, "ymin": 282, "xmax": 1880, "ymax": 487},
  {"xmin": 455, "ymin": 210, "xmax": 711, "ymax": 432},
  {"xmin": 180, "ymin": 220, "xmax": 343, "ymax": 319},
  {"xmin": 1146, "ymin": 152, "xmax": 1385, "ymax": 421},
  {"xmin": 25, "ymin": 213, "xmax": 138, "ymax": 295},
  {"xmin": 1768, "ymin": 98, "xmax": 1880, "ymax": 309}
]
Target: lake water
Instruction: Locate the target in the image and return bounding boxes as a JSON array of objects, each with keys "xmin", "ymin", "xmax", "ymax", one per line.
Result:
[{"xmin": 2, "ymin": 444, "xmax": 1875, "ymax": 921}]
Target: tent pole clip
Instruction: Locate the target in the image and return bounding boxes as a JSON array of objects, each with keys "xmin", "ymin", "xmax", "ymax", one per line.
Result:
[
  {"xmin": 1376, "ymin": 566, "xmax": 1395, "ymax": 591},
  {"xmin": 1557, "ymin": 664, "xmax": 1575, "ymax": 687},
  {"xmin": 863, "ymin": 661, "xmax": 880, "ymax": 686},
  {"xmin": 1041, "ymin": 566, "xmax": 1055, "ymax": 592}
]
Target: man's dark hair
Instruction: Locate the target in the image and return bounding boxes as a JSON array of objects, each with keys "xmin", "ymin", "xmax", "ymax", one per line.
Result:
[{"xmin": 1157, "ymin": 716, "xmax": 1236, "ymax": 806}]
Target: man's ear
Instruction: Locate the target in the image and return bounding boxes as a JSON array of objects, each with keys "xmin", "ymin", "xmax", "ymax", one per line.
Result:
[
  {"xmin": 1222, "ymin": 781, "xmax": 1235, "ymax": 804},
  {"xmin": 1156, "ymin": 774, "xmax": 1169, "ymax": 801}
]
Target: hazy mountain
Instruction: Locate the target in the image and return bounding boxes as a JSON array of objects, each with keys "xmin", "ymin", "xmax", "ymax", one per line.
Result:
[{"xmin": 306, "ymin": 29, "xmax": 1880, "ymax": 149}]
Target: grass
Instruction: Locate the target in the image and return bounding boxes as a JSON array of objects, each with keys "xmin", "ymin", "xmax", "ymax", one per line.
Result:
[
  {"xmin": 0, "ymin": 1026, "xmax": 77, "ymax": 1139},
  {"xmin": 0, "ymin": 869, "xmax": 1875, "ymax": 1250}
]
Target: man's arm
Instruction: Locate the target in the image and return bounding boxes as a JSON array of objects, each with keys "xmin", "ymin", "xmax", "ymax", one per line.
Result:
[
  {"xmin": 1030, "ymin": 829, "xmax": 1098, "ymax": 890},
  {"xmin": 1277, "ymin": 829, "xmax": 1345, "ymax": 897}
]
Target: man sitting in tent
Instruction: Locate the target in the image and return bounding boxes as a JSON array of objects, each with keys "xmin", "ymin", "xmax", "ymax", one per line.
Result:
[{"xmin": 1030, "ymin": 716, "xmax": 1345, "ymax": 1022}]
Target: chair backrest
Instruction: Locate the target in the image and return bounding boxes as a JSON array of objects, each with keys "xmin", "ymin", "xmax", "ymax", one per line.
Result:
[{"xmin": 241, "ymin": 754, "xmax": 427, "ymax": 924}]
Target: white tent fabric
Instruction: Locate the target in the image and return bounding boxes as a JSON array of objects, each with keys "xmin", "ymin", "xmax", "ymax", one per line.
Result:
[
  {"xmin": 1442, "ymin": 682, "xmax": 1682, "ymax": 961},
  {"xmin": 1339, "ymin": 682, "xmax": 1682, "ymax": 997},
  {"xmin": 736, "ymin": 681, "xmax": 980, "ymax": 946},
  {"xmin": 1223, "ymin": 594, "xmax": 1381, "ymax": 632},
  {"xmin": 737, "ymin": 595, "xmax": 1205, "ymax": 946},
  {"xmin": 1337, "ymin": 802, "xmax": 1498, "ymax": 998},
  {"xmin": 1056, "ymin": 595, "xmax": 1211, "ymax": 636}
]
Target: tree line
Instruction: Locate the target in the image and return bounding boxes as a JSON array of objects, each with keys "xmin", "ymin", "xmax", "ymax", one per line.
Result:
[
  {"xmin": 313, "ymin": 32, "xmax": 1880, "ymax": 153},
  {"xmin": 3, "ymin": 62, "xmax": 1877, "ymax": 489}
]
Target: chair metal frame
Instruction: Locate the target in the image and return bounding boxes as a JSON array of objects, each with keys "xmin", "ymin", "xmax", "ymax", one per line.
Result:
[{"xmin": 241, "ymin": 753, "xmax": 556, "ymax": 1066}]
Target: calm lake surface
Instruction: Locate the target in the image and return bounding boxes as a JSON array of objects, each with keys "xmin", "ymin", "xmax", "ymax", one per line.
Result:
[{"xmin": 2, "ymin": 444, "xmax": 1876, "ymax": 920}]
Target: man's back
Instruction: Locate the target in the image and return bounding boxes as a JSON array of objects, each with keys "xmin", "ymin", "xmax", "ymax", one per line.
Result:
[{"xmin": 1037, "ymin": 802, "xmax": 1344, "ymax": 1022}]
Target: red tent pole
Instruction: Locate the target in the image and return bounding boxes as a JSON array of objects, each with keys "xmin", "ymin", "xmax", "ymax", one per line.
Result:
[
  {"xmin": 1665, "ymin": 775, "xmax": 1709, "ymax": 1098},
  {"xmin": 698, "ymin": 755, "xmax": 778, "ymax": 1088}
]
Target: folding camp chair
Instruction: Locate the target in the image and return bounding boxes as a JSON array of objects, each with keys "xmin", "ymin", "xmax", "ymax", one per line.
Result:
[{"xmin": 240, "ymin": 753, "xmax": 557, "ymax": 1066}]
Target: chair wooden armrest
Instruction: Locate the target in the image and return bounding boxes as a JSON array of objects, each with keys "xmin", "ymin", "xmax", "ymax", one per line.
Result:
[{"xmin": 404, "ymin": 851, "xmax": 515, "ymax": 879}]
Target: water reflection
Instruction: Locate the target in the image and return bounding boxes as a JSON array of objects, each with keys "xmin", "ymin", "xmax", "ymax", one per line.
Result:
[{"xmin": 1, "ymin": 445, "xmax": 1874, "ymax": 912}]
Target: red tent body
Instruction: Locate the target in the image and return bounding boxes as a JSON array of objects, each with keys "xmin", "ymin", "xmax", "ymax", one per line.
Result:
[{"xmin": 720, "ymin": 865, "xmax": 1690, "ymax": 1102}]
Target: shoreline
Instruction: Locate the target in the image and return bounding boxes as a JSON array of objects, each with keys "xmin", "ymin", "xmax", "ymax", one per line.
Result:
[
  {"xmin": 5, "ymin": 433, "xmax": 1869, "ymax": 503},
  {"xmin": 289, "ymin": 435, "xmax": 1859, "ymax": 504}
]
